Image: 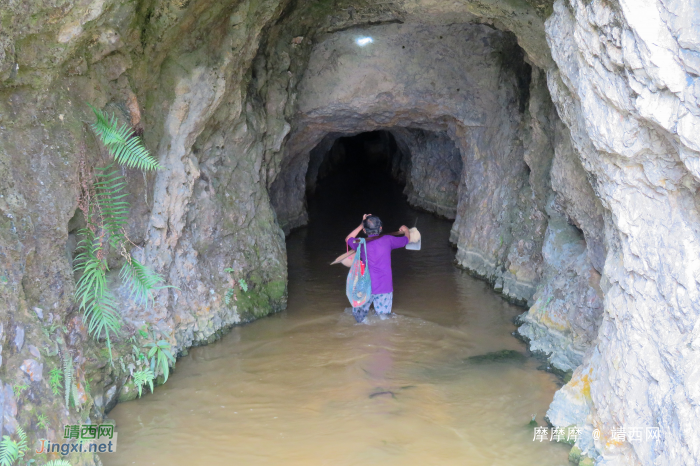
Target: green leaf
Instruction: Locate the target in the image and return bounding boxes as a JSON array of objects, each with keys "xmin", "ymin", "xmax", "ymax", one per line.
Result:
[
  {"xmin": 133, "ymin": 369, "xmax": 155, "ymax": 397},
  {"xmin": 94, "ymin": 164, "xmax": 129, "ymax": 247},
  {"xmin": 0, "ymin": 435, "xmax": 19, "ymax": 466},
  {"xmin": 239, "ymin": 279, "xmax": 248, "ymax": 293},
  {"xmin": 63, "ymin": 353, "xmax": 73, "ymax": 408},
  {"xmin": 143, "ymin": 335, "xmax": 173, "ymax": 382},
  {"xmin": 16, "ymin": 427, "xmax": 26, "ymax": 456},
  {"xmin": 119, "ymin": 259, "xmax": 165, "ymax": 307},
  {"xmin": 49, "ymin": 367, "xmax": 63, "ymax": 396},
  {"xmin": 37, "ymin": 413, "xmax": 49, "ymax": 430},
  {"xmin": 43, "ymin": 461, "xmax": 73, "ymax": 466},
  {"xmin": 11, "ymin": 384, "xmax": 27, "ymax": 398},
  {"xmin": 224, "ymin": 288, "xmax": 235, "ymax": 306},
  {"xmin": 0, "ymin": 426, "xmax": 27, "ymax": 466},
  {"xmin": 89, "ymin": 104, "xmax": 161, "ymax": 171}
]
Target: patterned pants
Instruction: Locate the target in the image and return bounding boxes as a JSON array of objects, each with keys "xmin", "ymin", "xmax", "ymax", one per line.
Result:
[{"xmin": 352, "ymin": 292, "xmax": 393, "ymax": 323}]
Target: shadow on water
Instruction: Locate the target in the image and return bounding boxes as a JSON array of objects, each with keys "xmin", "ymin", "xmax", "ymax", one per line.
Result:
[{"xmin": 103, "ymin": 150, "xmax": 571, "ymax": 466}]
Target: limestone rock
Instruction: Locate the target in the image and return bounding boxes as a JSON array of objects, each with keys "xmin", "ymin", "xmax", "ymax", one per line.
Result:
[
  {"xmin": 518, "ymin": 209, "xmax": 604, "ymax": 373},
  {"xmin": 13, "ymin": 326, "xmax": 23, "ymax": 352},
  {"xmin": 20, "ymin": 359, "xmax": 43, "ymax": 382},
  {"xmin": 392, "ymin": 128, "xmax": 461, "ymax": 219}
]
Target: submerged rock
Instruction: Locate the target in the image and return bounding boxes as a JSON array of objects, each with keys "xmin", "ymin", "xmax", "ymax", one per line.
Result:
[{"xmin": 467, "ymin": 350, "xmax": 527, "ymax": 364}]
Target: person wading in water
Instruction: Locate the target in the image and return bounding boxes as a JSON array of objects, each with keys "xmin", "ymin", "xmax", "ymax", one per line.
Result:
[{"xmin": 345, "ymin": 214, "xmax": 410, "ymax": 323}]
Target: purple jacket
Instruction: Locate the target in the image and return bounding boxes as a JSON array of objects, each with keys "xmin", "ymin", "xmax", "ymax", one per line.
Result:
[{"xmin": 347, "ymin": 234, "xmax": 408, "ymax": 294}]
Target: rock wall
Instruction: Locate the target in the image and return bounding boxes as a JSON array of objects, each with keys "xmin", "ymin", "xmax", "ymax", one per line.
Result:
[
  {"xmin": 0, "ymin": 0, "xmax": 296, "ymax": 462},
  {"xmin": 391, "ymin": 128, "xmax": 461, "ymax": 219},
  {"xmin": 541, "ymin": 1, "xmax": 700, "ymax": 465},
  {"xmin": 517, "ymin": 87, "xmax": 606, "ymax": 377}
]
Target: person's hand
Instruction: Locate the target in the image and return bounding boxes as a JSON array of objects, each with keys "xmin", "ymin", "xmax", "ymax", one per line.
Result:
[
  {"xmin": 399, "ymin": 225, "xmax": 409, "ymax": 234},
  {"xmin": 363, "ymin": 213, "xmax": 371, "ymax": 221}
]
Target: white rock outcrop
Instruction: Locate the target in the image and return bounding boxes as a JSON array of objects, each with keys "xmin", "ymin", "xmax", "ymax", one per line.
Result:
[{"xmin": 543, "ymin": 0, "xmax": 700, "ymax": 464}]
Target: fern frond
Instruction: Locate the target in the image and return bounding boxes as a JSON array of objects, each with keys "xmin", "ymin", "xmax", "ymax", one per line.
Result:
[
  {"xmin": 94, "ymin": 164, "xmax": 129, "ymax": 247},
  {"xmin": 63, "ymin": 353, "xmax": 73, "ymax": 408},
  {"xmin": 119, "ymin": 259, "xmax": 165, "ymax": 306},
  {"xmin": 15, "ymin": 428, "xmax": 26, "ymax": 460},
  {"xmin": 43, "ymin": 461, "xmax": 73, "ymax": 466},
  {"xmin": 239, "ymin": 279, "xmax": 248, "ymax": 292},
  {"xmin": 71, "ymin": 381, "xmax": 81, "ymax": 409},
  {"xmin": 49, "ymin": 368, "xmax": 63, "ymax": 396},
  {"xmin": 224, "ymin": 289, "xmax": 234, "ymax": 306},
  {"xmin": 82, "ymin": 290, "xmax": 122, "ymax": 348},
  {"xmin": 0, "ymin": 436, "xmax": 18, "ymax": 466},
  {"xmin": 11, "ymin": 384, "xmax": 27, "ymax": 398},
  {"xmin": 73, "ymin": 227, "xmax": 108, "ymax": 310},
  {"xmin": 133, "ymin": 369, "xmax": 154, "ymax": 397},
  {"xmin": 89, "ymin": 104, "xmax": 161, "ymax": 171},
  {"xmin": 73, "ymin": 229, "xmax": 122, "ymax": 350},
  {"xmin": 37, "ymin": 413, "xmax": 49, "ymax": 430}
]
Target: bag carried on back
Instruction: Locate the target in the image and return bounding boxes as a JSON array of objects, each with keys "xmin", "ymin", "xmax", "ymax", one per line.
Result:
[{"xmin": 346, "ymin": 238, "xmax": 371, "ymax": 307}]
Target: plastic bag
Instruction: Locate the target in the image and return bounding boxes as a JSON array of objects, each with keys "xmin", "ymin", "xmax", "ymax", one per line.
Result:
[{"xmin": 346, "ymin": 238, "xmax": 371, "ymax": 307}]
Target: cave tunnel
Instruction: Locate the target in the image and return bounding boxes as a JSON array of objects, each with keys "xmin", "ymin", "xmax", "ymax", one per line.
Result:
[{"xmin": 3, "ymin": 0, "xmax": 699, "ymax": 465}]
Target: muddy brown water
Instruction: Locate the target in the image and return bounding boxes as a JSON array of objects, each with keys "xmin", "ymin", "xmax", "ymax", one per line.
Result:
[{"xmin": 104, "ymin": 168, "xmax": 570, "ymax": 466}]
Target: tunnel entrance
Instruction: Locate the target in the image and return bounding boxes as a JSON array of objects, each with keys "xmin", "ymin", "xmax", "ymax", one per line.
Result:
[
  {"xmin": 307, "ymin": 131, "xmax": 407, "ymax": 199},
  {"xmin": 303, "ymin": 131, "xmax": 413, "ymax": 242},
  {"xmin": 271, "ymin": 128, "xmax": 463, "ymax": 234}
]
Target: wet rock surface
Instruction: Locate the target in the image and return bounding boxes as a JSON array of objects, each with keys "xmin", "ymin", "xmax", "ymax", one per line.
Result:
[
  {"xmin": 518, "ymin": 208, "xmax": 604, "ymax": 373},
  {"xmin": 392, "ymin": 128, "xmax": 461, "ymax": 219},
  {"xmin": 543, "ymin": 1, "xmax": 700, "ymax": 464}
]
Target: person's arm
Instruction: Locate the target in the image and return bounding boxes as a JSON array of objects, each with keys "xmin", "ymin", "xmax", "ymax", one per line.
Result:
[
  {"xmin": 390, "ymin": 225, "xmax": 410, "ymax": 249},
  {"xmin": 345, "ymin": 214, "xmax": 371, "ymax": 243}
]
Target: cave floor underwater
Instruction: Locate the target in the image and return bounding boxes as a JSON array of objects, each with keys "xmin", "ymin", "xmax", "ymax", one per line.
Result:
[{"xmin": 103, "ymin": 167, "xmax": 571, "ymax": 466}]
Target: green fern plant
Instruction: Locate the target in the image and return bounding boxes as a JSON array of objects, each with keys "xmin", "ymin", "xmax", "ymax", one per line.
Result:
[
  {"xmin": 43, "ymin": 461, "xmax": 72, "ymax": 466},
  {"xmin": 11, "ymin": 384, "xmax": 27, "ymax": 398},
  {"xmin": 62, "ymin": 353, "xmax": 81, "ymax": 409},
  {"xmin": 62, "ymin": 353, "xmax": 73, "ymax": 407},
  {"xmin": 73, "ymin": 224, "xmax": 122, "ymax": 356},
  {"xmin": 223, "ymin": 268, "xmax": 248, "ymax": 306},
  {"xmin": 73, "ymin": 105, "xmax": 168, "ymax": 362},
  {"xmin": 120, "ymin": 257, "xmax": 166, "ymax": 307},
  {"xmin": 133, "ymin": 369, "xmax": 155, "ymax": 397},
  {"xmin": 224, "ymin": 288, "xmax": 235, "ymax": 306},
  {"xmin": 71, "ymin": 382, "xmax": 81, "ymax": 411},
  {"xmin": 93, "ymin": 163, "xmax": 129, "ymax": 247},
  {"xmin": 88, "ymin": 105, "xmax": 161, "ymax": 171},
  {"xmin": 0, "ymin": 426, "xmax": 27, "ymax": 466},
  {"xmin": 37, "ymin": 413, "xmax": 49, "ymax": 430},
  {"xmin": 49, "ymin": 367, "xmax": 63, "ymax": 396}
]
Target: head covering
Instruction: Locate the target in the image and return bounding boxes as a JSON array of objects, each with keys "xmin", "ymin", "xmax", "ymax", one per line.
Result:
[{"xmin": 363, "ymin": 215, "xmax": 382, "ymax": 235}]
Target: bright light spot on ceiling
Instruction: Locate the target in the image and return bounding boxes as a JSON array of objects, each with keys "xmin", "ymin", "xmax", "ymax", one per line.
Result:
[{"xmin": 355, "ymin": 37, "xmax": 373, "ymax": 46}]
